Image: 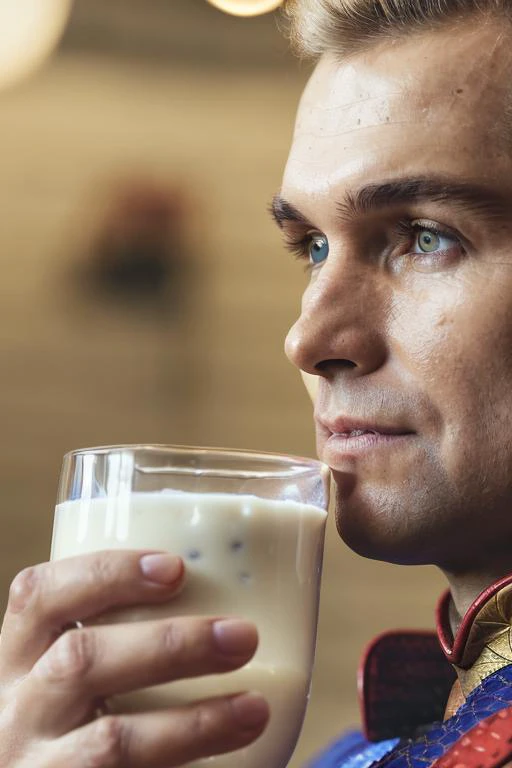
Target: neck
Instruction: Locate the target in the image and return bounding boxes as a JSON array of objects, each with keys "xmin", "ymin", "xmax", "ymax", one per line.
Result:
[{"xmin": 442, "ymin": 563, "xmax": 512, "ymax": 635}]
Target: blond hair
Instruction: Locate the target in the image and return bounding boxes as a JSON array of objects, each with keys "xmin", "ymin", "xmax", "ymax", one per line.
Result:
[{"xmin": 283, "ymin": 0, "xmax": 511, "ymax": 57}]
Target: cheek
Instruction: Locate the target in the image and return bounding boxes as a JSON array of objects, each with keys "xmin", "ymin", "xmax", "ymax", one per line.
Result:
[
  {"xmin": 388, "ymin": 277, "xmax": 465, "ymax": 393},
  {"xmin": 391, "ymin": 270, "xmax": 512, "ymax": 473}
]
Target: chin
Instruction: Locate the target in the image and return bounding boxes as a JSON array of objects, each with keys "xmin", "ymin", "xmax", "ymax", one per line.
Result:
[
  {"xmin": 335, "ymin": 521, "xmax": 433, "ymax": 566},
  {"xmin": 331, "ymin": 477, "xmax": 457, "ymax": 567}
]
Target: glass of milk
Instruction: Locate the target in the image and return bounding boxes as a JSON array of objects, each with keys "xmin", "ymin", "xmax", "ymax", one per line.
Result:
[{"xmin": 51, "ymin": 444, "xmax": 330, "ymax": 768}]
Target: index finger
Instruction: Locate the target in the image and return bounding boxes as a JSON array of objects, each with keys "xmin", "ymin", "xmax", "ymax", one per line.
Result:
[{"xmin": 0, "ymin": 550, "xmax": 184, "ymax": 679}]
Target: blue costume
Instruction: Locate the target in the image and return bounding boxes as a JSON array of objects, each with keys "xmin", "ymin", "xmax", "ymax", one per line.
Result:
[{"xmin": 309, "ymin": 575, "xmax": 512, "ymax": 768}]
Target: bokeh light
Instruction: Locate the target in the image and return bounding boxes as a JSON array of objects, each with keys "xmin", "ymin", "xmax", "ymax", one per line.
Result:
[
  {"xmin": 206, "ymin": 0, "xmax": 283, "ymax": 17},
  {"xmin": 0, "ymin": 0, "xmax": 72, "ymax": 90}
]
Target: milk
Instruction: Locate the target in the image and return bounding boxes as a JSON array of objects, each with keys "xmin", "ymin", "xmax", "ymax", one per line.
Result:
[{"xmin": 52, "ymin": 492, "xmax": 327, "ymax": 768}]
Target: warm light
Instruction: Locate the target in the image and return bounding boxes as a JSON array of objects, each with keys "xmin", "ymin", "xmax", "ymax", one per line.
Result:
[
  {"xmin": 206, "ymin": 0, "xmax": 283, "ymax": 16},
  {"xmin": 0, "ymin": 0, "xmax": 72, "ymax": 90}
]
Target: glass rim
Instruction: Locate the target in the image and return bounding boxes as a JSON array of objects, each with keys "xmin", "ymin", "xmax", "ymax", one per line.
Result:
[{"xmin": 62, "ymin": 443, "xmax": 329, "ymax": 481}]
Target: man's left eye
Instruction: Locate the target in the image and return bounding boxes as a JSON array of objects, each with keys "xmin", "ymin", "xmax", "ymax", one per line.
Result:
[
  {"xmin": 413, "ymin": 227, "xmax": 455, "ymax": 254},
  {"xmin": 390, "ymin": 219, "xmax": 466, "ymax": 272}
]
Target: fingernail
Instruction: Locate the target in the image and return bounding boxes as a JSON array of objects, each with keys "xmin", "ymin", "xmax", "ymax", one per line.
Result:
[
  {"xmin": 140, "ymin": 554, "xmax": 183, "ymax": 585},
  {"xmin": 213, "ymin": 619, "xmax": 258, "ymax": 656},
  {"xmin": 231, "ymin": 693, "xmax": 269, "ymax": 729}
]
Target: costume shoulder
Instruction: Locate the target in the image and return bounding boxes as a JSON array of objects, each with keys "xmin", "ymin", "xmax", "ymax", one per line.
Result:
[
  {"xmin": 309, "ymin": 579, "xmax": 512, "ymax": 768},
  {"xmin": 308, "ymin": 665, "xmax": 512, "ymax": 768},
  {"xmin": 308, "ymin": 627, "xmax": 512, "ymax": 768},
  {"xmin": 306, "ymin": 730, "xmax": 399, "ymax": 768}
]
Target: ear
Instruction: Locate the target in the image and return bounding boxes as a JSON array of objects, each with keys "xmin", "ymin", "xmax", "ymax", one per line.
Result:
[{"xmin": 301, "ymin": 371, "xmax": 319, "ymax": 403}]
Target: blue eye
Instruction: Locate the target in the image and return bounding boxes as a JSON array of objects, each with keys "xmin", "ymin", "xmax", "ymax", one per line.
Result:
[{"xmin": 308, "ymin": 234, "xmax": 329, "ymax": 264}]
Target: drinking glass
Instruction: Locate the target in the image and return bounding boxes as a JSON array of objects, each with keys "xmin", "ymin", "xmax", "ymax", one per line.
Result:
[{"xmin": 51, "ymin": 444, "xmax": 330, "ymax": 768}]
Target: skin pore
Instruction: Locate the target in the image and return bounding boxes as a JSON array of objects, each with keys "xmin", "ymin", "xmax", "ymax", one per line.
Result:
[{"xmin": 275, "ymin": 16, "xmax": 512, "ymax": 629}]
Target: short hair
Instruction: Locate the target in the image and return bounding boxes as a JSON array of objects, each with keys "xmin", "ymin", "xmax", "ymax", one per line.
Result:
[{"xmin": 283, "ymin": 0, "xmax": 512, "ymax": 57}]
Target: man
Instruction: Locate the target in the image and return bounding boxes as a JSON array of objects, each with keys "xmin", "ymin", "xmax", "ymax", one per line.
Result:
[
  {"xmin": 275, "ymin": 2, "xmax": 512, "ymax": 766},
  {"xmin": 3, "ymin": 1, "xmax": 512, "ymax": 766}
]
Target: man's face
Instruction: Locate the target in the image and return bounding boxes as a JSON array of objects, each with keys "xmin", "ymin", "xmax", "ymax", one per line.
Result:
[{"xmin": 278, "ymin": 19, "xmax": 512, "ymax": 572}]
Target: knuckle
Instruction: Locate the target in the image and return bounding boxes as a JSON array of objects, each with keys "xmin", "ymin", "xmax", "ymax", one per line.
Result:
[
  {"xmin": 8, "ymin": 564, "xmax": 41, "ymax": 613},
  {"xmin": 88, "ymin": 553, "xmax": 117, "ymax": 589},
  {"xmin": 161, "ymin": 619, "xmax": 187, "ymax": 658},
  {"xmin": 40, "ymin": 628, "xmax": 95, "ymax": 683},
  {"xmin": 188, "ymin": 701, "xmax": 219, "ymax": 743},
  {"xmin": 85, "ymin": 716, "xmax": 129, "ymax": 768}
]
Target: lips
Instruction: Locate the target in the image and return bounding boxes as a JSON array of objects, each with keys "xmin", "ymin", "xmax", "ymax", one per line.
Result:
[
  {"xmin": 316, "ymin": 414, "xmax": 415, "ymax": 462},
  {"xmin": 336, "ymin": 428, "xmax": 381, "ymax": 438},
  {"xmin": 321, "ymin": 417, "xmax": 413, "ymax": 438}
]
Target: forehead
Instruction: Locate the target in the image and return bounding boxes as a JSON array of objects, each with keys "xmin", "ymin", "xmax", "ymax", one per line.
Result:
[{"xmin": 283, "ymin": 19, "xmax": 512, "ymax": 205}]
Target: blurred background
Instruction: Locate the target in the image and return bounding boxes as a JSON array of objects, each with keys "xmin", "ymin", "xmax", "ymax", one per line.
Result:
[{"xmin": 0, "ymin": 1, "xmax": 445, "ymax": 764}]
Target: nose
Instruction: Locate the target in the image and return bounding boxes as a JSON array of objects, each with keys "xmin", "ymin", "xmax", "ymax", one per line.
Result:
[{"xmin": 285, "ymin": 257, "xmax": 387, "ymax": 379}]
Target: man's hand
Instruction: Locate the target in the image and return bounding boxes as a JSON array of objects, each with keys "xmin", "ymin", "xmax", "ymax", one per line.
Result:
[{"xmin": 0, "ymin": 550, "xmax": 269, "ymax": 767}]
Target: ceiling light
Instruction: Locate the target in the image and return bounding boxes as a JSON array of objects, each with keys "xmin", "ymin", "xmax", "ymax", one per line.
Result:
[
  {"xmin": 206, "ymin": 0, "xmax": 283, "ymax": 17},
  {"xmin": 0, "ymin": 0, "xmax": 72, "ymax": 90}
]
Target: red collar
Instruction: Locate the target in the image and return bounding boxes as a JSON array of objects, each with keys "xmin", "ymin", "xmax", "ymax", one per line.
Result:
[
  {"xmin": 436, "ymin": 573, "xmax": 512, "ymax": 668},
  {"xmin": 359, "ymin": 574, "xmax": 512, "ymax": 741}
]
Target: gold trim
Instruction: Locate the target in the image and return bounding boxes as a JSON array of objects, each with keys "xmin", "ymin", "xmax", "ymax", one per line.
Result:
[{"xmin": 455, "ymin": 583, "xmax": 512, "ymax": 697}]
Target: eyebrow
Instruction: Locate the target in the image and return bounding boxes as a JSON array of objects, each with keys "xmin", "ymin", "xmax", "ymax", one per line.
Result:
[
  {"xmin": 270, "ymin": 176, "xmax": 510, "ymax": 228},
  {"xmin": 270, "ymin": 196, "xmax": 313, "ymax": 229}
]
